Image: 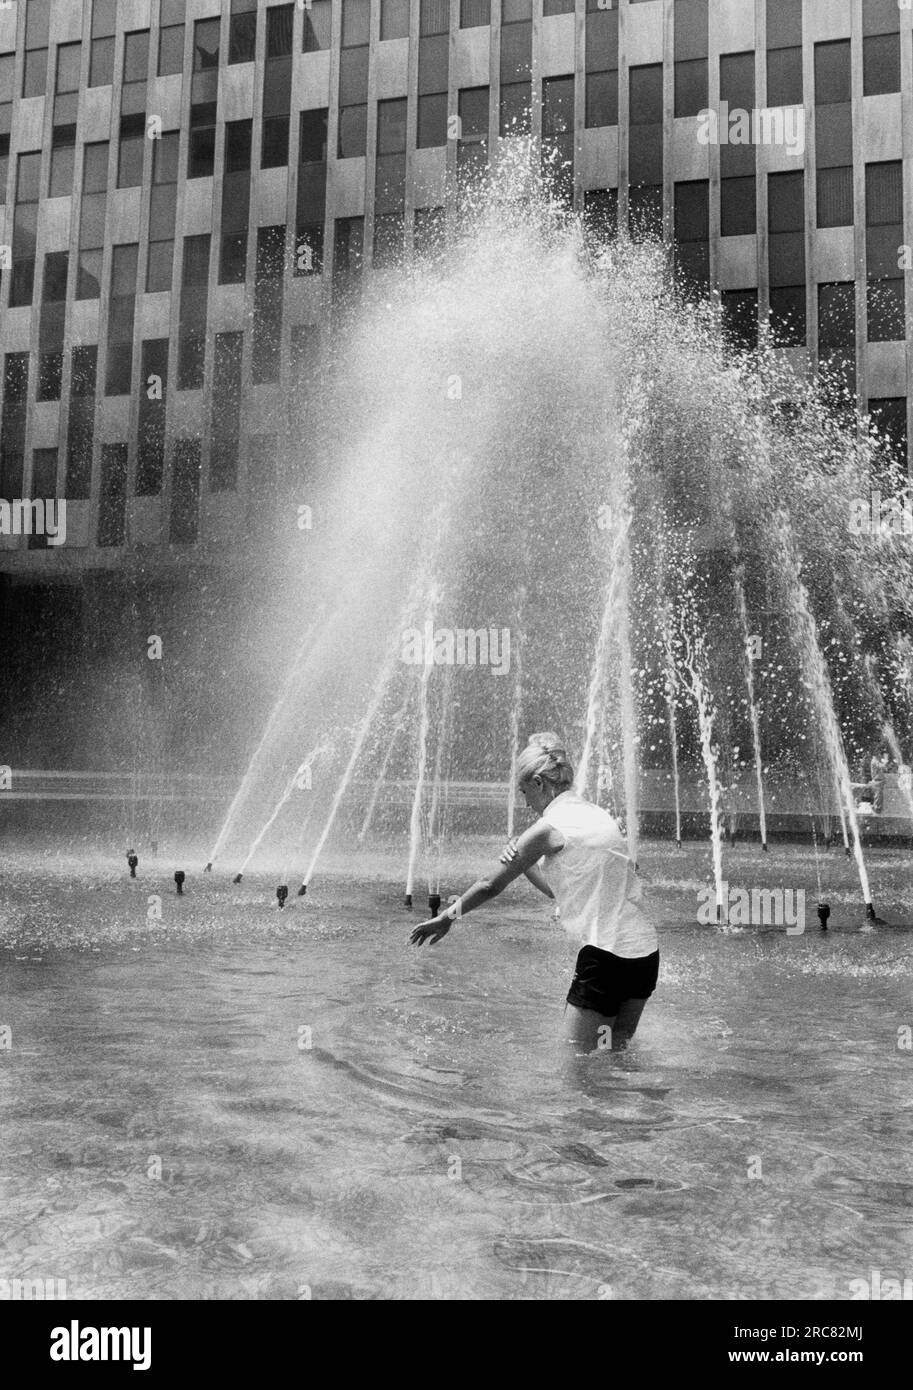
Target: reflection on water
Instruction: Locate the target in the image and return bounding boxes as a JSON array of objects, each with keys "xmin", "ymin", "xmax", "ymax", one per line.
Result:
[{"xmin": 0, "ymin": 844, "xmax": 911, "ymax": 1300}]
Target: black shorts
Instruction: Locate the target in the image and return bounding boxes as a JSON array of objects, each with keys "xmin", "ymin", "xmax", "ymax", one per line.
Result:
[{"xmin": 566, "ymin": 945, "xmax": 660, "ymax": 1015}]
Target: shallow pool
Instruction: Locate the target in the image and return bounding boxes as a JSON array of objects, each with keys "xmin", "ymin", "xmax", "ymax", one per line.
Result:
[{"xmin": 1, "ymin": 838, "xmax": 911, "ymax": 1299}]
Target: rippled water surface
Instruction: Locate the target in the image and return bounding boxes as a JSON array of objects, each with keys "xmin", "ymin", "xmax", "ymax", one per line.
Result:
[{"xmin": 1, "ymin": 840, "xmax": 911, "ymax": 1299}]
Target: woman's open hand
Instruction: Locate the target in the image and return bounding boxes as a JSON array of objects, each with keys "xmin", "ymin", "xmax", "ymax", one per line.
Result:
[
  {"xmin": 409, "ymin": 915, "xmax": 451, "ymax": 946},
  {"xmin": 499, "ymin": 836, "xmax": 520, "ymax": 865}
]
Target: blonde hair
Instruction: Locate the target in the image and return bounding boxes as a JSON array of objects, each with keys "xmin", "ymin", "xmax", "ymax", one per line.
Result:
[{"xmin": 516, "ymin": 732, "xmax": 575, "ymax": 789}]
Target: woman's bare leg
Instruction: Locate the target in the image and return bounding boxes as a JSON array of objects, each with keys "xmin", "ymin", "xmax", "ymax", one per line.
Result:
[
  {"xmin": 610, "ymin": 997, "xmax": 649, "ymax": 1050},
  {"xmin": 565, "ymin": 1003, "xmax": 616, "ymax": 1056}
]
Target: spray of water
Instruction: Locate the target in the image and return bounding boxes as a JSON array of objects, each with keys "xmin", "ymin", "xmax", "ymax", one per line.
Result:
[
  {"xmin": 236, "ymin": 738, "xmax": 331, "ymax": 877},
  {"xmin": 734, "ymin": 565, "xmax": 768, "ymax": 849},
  {"xmin": 199, "ymin": 147, "xmax": 911, "ymax": 907}
]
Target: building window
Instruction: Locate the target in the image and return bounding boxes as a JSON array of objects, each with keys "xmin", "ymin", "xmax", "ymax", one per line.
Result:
[
  {"xmin": 210, "ymin": 332, "xmax": 243, "ymax": 491},
  {"xmin": 628, "ymin": 185, "xmax": 663, "ymax": 241},
  {"xmin": 674, "ymin": 180, "xmax": 709, "ymax": 290},
  {"xmin": 867, "ymin": 280, "xmax": 905, "ymax": 343},
  {"xmin": 48, "ymin": 125, "xmax": 76, "ymax": 198},
  {"xmin": 586, "ymin": 71, "xmax": 618, "ymax": 129},
  {"xmin": 769, "ymin": 286, "xmax": 806, "ymax": 347},
  {"xmin": 768, "ymin": 171, "xmax": 805, "ymax": 232},
  {"xmin": 382, "ymin": 0, "xmax": 411, "ymax": 38},
  {"xmin": 333, "ymin": 215, "xmax": 363, "ymax": 296},
  {"xmin": 97, "ymin": 443, "xmax": 128, "ymax": 547},
  {"xmin": 56, "ymin": 42, "xmax": 81, "ymax": 94},
  {"xmin": 193, "ymin": 18, "xmax": 220, "ymax": 72},
  {"xmin": 817, "ymin": 166, "xmax": 853, "ymax": 228},
  {"xmin": 583, "ymin": 188, "xmax": 618, "ymax": 244},
  {"xmin": 460, "ymin": 0, "xmax": 490, "ymax": 24},
  {"xmin": 89, "ymin": 40, "xmax": 115, "ymax": 89},
  {"xmin": 629, "ymin": 64, "xmax": 663, "ymax": 124},
  {"xmin": 302, "ymin": 0, "xmax": 332, "ymax": 53},
  {"xmin": 29, "ymin": 450, "xmax": 59, "ymax": 548},
  {"xmin": 36, "ymin": 355, "xmax": 63, "ymax": 402},
  {"xmin": 252, "ymin": 225, "xmax": 286, "ymax": 383},
  {"xmin": 170, "ymin": 440, "xmax": 202, "ymax": 545},
  {"xmin": 65, "ymin": 345, "xmax": 97, "ymax": 499},
  {"xmin": 815, "ymin": 41, "xmax": 851, "ymax": 106},
  {"xmin": 226, "ymin": 119, "xmax": 253, "ymax": 172},
  {"xmin": 267, "ymin": 5, "xmax": 294, "ymax": 58},
  {"xmin": 674, "ymin": 58, "xmax": 707, "ymax": 119},
  {"xmin": 767, "ymin": 48, "xmax": 802, "ymax": 108},
  {"xmin": 498, "ymin": 84, "xmax": 530, "ymax": 138},
  {"xmin": 261, "ymin": 115, "xmax": 290, "ymax": 168},
  {"xmin": 294, "ymin": 223, "xmax": 323, "ymax": 276},
  {"xmin": 188, "ymin": 103, "xmax": 217, "ymax": 178},
  {"xmin": 300, "ymin": 108, "xmax": 328, "ymax": 163},
  {"xmin": 818, "ymin": 281, "xmax": 856, "ymax": 370},
  {"xmin": 123, "ymin": 29, "xmax": 149, "ymax": 83},
  {"xmin": 338, "ymin": 104, "xmax": 368, "ymax": 158},
  {"xmin": 343, "ymin": 0, "xmax": 371, "ymax": 47},
  {"xmin": 229, "ymin": 2, "xmax": 258, "ymax": 64},
  {"xmin": 863, "ymin": 33, "xmax": 900, "ymax": 96},
  {"xmin": 117, "ymin": 113, "xmax": 146, "ymax": 188},
  {"xmin": 23, "ymin": 0, "xmax": 50, "ymax": 98},
  {"xmin": 865, "ymin": 160, "xmax": 903, "ymax": 226},
  {"xmin": 136, "ymin": 338, "xmax": 168, "ymax": 495},
  {"xmin": 158, "ymin": 25, "xmax": 185, "ymax": 77},
  {"xmin": 219, "ymin": 231, "xmax": 248, "ymax": 284},
  {"xmin": 373, "ymin": 213, "xmax": 404, "ymax": 268},
  {"xmin": 721, "ymin": 289, "xmax": 758, "ymax": 353},
  {"xmin": 867, "ymin": 399, "xmax": 908, "ymax": 474},
  {"xmin": 720, "ymin": 176, "xmax": 756, "ymax": 237}
]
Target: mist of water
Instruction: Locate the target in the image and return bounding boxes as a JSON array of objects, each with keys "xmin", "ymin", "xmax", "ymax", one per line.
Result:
[{"xmin": 191, "ymin": 146, "xmax": 911, "ymax": 913}]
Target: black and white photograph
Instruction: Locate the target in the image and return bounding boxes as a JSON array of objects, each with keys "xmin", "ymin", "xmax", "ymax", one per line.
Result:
[{"xmin": 0, "ymin": 0, "xmax": 911, "ymax": 1350}]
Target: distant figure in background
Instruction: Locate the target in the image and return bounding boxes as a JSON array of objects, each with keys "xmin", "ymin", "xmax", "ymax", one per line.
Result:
[{"xmin": 409, "ymin": 732, "xmax": 660, "ymax": 1055}]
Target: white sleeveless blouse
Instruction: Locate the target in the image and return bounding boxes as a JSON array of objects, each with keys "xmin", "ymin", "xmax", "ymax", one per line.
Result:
[{"xmin": 539, "ymin": 790, "xmax": 658, "ymax": 958}]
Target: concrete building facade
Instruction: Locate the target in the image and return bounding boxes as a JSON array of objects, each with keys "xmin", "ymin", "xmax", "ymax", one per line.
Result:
[{"xmin": 0, "ymin": 0, "xmax": 910, "ymax": 582}]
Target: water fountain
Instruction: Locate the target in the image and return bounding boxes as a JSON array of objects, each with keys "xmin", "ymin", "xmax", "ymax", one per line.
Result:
[{"xmin": 195, "ymin": 147, "xmax": 911, "ymax": 927}]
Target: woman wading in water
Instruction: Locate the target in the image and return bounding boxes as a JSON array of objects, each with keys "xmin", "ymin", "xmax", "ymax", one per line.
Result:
[{"xmin": 409, "ymin": 733, "xmax": 659, "ymax": 1054}]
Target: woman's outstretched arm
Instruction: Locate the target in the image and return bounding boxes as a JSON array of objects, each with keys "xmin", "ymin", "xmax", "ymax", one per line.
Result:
[
  {"xmin": 499, "ymin": 837, "xmax": 554, "ymax": 899},
  {"xmin": 409, "ymin": 819, "xmax": 563, "ymax": 945}
]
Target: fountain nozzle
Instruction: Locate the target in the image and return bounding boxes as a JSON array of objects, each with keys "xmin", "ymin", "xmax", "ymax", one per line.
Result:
[
  {"xmin": 817, "ymin": 901, "xmax": 830, "ymax": 931},
  {"xmin": 297, "ymin": 883, "xmax": 307, "ymax": 897},
  {"xmin": 277, "ymin": 885, "xmax": 288, "ymax": 909},
  {"xmin": 404, "ymin": 893, "xmax": 413, "ymax": 909},
  {"xmin": 127, "ymin": 850, "xmax": 138, "ymax": 878},
  {"xmin": 428, "ymin": 893, "xmax": 441, "ymax": 916},
  {"xmin": 174, "ymin": 870, "xmax": 185, "ymax": 895},
  {"xmin": 203, "ymin": 862, "xmax": 212, "ymax": 873},
  {"xmin": 845, "ymin": 845, "xmax": 852, "ymax": 858},
  {"xmin": 761, "ymin": 842, "xmax": 768, "ymax": 853},
  {"xmin": 864, "ymin": 902, "xmax": 886, "ymax": 926},
  {"xmin": 233, "ymin": 872, "xmax": 243, "ymax": 884}
]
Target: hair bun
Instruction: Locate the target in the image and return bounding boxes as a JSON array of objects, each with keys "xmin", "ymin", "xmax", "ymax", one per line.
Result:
[{"xmin": 528, "ymin": 731, "xmax": 563, "ymax": 751}]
